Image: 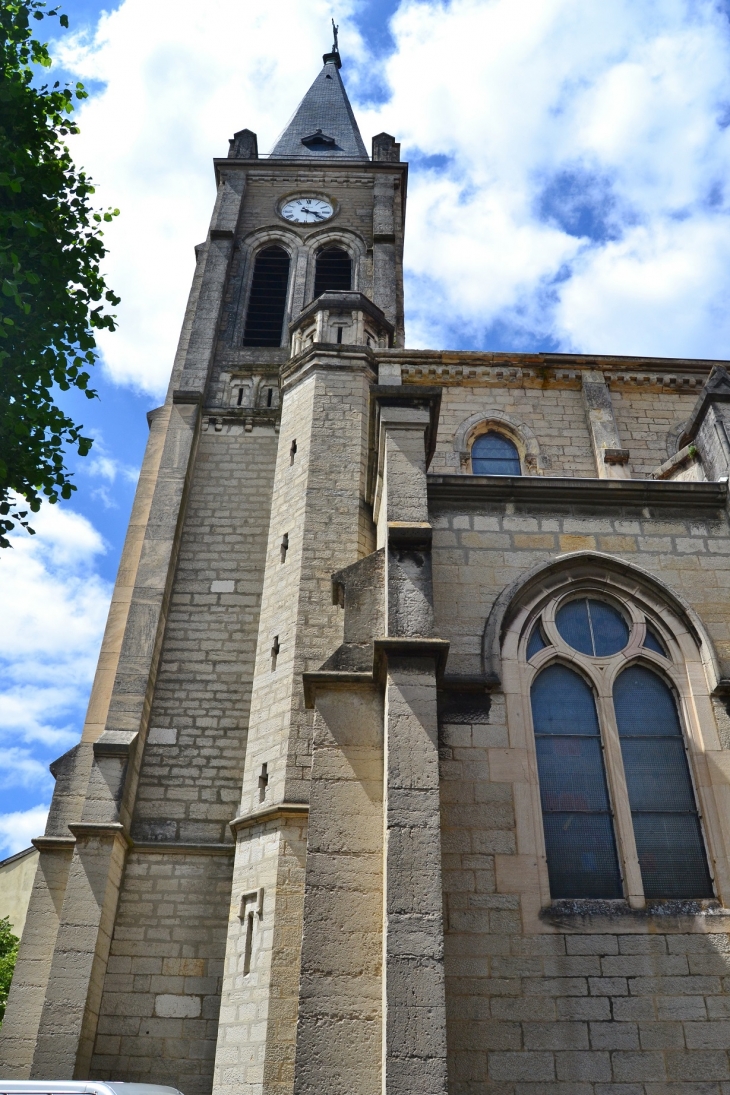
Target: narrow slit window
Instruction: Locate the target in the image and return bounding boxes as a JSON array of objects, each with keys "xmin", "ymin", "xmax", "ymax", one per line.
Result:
[
  {"xmin": 531, "ymin": 664, "xmax": 622, "ymax": 899},
  {"xmin": 471, "ymin": 432, "xmax": 521, "ymax": 476},
  {"xmin": 314, "ymin": 246, "xmax": 352, "ymax": 297},
  {"xmin": 243, "ymin": 246, "xmax": 291, "ymax": 347},
  {"xmin": 614, "ymin": 666, "xmax": 712, "ymax": 899},
  {"xmin": 243, "ymin": 911, "xmax": 254, "ymax": 974}
]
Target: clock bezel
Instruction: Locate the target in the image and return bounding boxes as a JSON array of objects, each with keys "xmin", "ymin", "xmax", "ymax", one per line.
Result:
[{"xmin": 276, "ymin": 192, "xmax": 338, "ymax": 226}]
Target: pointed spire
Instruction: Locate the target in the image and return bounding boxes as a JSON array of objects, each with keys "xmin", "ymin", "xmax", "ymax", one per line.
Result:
[{"xmin": 269, "ymin": 30, "xmax": 368, "ymax": 160}]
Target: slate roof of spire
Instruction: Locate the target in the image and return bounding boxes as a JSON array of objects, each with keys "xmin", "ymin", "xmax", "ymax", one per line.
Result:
[{"xmin": 270, "ymin": 53, "xmax": 369, "ymax": 160}]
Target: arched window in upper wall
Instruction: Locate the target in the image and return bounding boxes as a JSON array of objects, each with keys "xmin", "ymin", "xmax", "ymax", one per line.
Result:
[
  {"xmin": 243, "ymin": 246, "xmax": 291, "ymax": 347},
  {"xmin": 314, "ymin": 246, "xmax": 352, "ymax": 297},
  {"xmin": 614, "ymin": 666, "xmax": 713, "ymax": 899},
  {"xmin": 471, "ymin": 431, "xmax": 521, "ymax": 475},
  {"xmin": 524, "ymin": 588, "xmax": 714, "ymax": 903}
]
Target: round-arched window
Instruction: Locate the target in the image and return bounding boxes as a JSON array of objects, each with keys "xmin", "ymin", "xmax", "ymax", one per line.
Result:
[{"xmin": 471, "ymin": 431, "xmax": 521, "ymax": 476}]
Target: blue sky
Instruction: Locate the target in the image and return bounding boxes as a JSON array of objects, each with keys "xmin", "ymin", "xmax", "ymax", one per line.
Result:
[{"xmin": 3, "ymin": 0, "xmax": 730, "ymax": 854}]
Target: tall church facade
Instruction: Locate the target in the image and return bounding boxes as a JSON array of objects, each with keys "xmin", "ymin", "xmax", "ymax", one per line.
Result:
[{"xmin": 6, "ymin": 39, "xmax": 730, "ymax": 1095}]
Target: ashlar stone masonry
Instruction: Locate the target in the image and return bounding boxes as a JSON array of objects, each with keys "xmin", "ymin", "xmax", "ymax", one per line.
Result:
[{"xmin": 5, "ymin": 35, "xmax": 730, "ymax": 1095}]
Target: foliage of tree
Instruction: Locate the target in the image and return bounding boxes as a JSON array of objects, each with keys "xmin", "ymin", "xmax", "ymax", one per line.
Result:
[
  {"xmin": 0, "ymin": 0, "xmax": 119, "ymax": 548},
  {"xmin": 0, "ymin": 916, "xmax": 20, "ymax": 1024}
]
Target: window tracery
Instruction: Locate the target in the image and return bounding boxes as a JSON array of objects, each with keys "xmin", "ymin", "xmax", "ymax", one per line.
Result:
[{"xmin": 521, "ymin": 584, "xmax": 714, "ymax": 905}]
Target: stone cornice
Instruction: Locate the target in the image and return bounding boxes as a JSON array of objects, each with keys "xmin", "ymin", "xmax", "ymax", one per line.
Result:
[
  {"xmin": 32, "ymin": 835, "xmax": 76, "ymax": 852},
  {"xmin": 280, "ymin": 344, "xmax": 377, "ymax": 392},
  {"xmin": 229, "ymin": 802, "xmax": 310, "ymax": 833},
  {"xmin": 374, "ymin": 348, "xmax": 728, "ymax": 377},
  {"xmin": 427, "ymin": 474, "xmax": 728, "ymax": 510},
  {"xmin": 131, "ymin": 841, "xmax": 235, "ymax": 856},
  {"xmin": 68, "ymin": 822, "xmax": 133, "ymax": 848}
]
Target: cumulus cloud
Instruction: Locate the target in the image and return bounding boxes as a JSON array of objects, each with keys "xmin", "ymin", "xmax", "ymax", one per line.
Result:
[
  {"xmin": 0, "ymin": 501, "xmax": 111, "ymax": 806},
  {"xmin": 55, "ymin": 0, "xmax": 363, "ymax": 393},
  {"xmin": 361, "ymin": 0, "xmax": 730, "ymax": 354},
  {"xmin": 0, "ymin": 806, "xmax": 50, "ymax": 859},
  {"xmin": 53, "ymin": 0, "xmax": 730, "ymax": 378}
]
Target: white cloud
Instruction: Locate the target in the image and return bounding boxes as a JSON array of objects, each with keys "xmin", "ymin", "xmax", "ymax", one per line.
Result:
[
  {"xmin": 52, "ymin": 0, "xmax": 730, "ymax": 372},
  {"xmin": 364, "ymin": 0, "xmax": 730, "ymax": 353},
  {"xmin": 0, "ymin": 502, "xmax": 111, "ymax": 783},
  {"xmin": 0, "ymin": 806, "xmax": 50, "ymax": 859},
  {"xmin": 56, "ymin": 0, "xmax": 363, "ymax": 393}
]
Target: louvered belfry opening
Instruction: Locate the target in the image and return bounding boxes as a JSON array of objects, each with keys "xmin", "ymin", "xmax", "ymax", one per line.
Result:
[
  {"xmin": 314, "ymin": 246, "xmax": 352, "ymax": 297},
  {"xmin": 243, "ymin": 246, "xmax": 291, "ymax": 346}
]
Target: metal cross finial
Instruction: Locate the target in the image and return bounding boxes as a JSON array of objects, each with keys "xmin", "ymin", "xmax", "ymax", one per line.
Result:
[{"xmin": 332, "ymin": 18, "xmax": 339, "ymax": 52}]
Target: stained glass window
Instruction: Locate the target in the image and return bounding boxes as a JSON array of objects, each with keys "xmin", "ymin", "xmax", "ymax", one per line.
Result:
[
  {"xmin": 526, "ymin": 621, "xmax": 548, "ymax": 660},
  {"xmin": 643, "ymin": 627, "xmax": 668, "ymax": 657},
  {"xmin": 614, "ymin": 666, "xmax": 713, "ymax": 899},
  {"xmin": 531, "ymin": 664, "xmax": 622, "ymax": 898},
  {"xmin": 471, "ymin": 432, "xmax": 521, "ymax": 476},
  {"xmin": 556, "ymin": 598, "xmax": 629, "ymax": 657}
]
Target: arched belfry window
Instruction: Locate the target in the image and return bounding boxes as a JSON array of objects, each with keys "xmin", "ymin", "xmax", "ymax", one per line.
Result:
[
  {"xmin": 471, "ymin": 431, "xmax": 521, "ymax": 475},
  {"xmin": 314, "ymin": 246, "xmax": 352, "ymax": 297},
  {"xmin": 243, "ymin": 246, "xmax": 291, "ymax": 347},
  {"xmin": 522, "ymin": 589, "xmax": 713, "ymax": 903}
]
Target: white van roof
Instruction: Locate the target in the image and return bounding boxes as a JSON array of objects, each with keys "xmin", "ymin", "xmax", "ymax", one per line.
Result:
[{"xmin": 0, "ymin": 1084, "xmax": 184, "ymax": 1095}]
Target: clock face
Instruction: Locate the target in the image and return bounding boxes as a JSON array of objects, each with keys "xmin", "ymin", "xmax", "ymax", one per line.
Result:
[{"xmin": 280, "ymin": 196, "xmax": 334, "ymax": 224}]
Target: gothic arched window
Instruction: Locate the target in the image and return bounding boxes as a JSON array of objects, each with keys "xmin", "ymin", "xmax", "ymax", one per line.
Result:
[
  {"xmin": 471, "ymin": 431, "xmax": 521, "ymax": 475},
  {"xmin": 614, "ymin": 666, "xmax": 713, "ymax": 899},
  {"xmin": 314, "ymin": 246, "xmax": 352, "ymax": 297},
  {"xmin": 243, "ymin": 246, "xmax": 291, "ymax": 347},
  {"xmin": 531, "ymin": 664, "xmax": 622, "ymax": 899},
  {"xmin": 525, "ymin": 591, "xmax": 713, "ymax": 902}
]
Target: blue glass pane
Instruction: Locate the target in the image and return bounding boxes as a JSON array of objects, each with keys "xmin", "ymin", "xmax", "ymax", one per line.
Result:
[
  {"xmin": 621, "ymin": 740, "xmax": 697, "ymax": 812},
  {"xmin": 471, "ymin": 432, "xmax": 521, "ymax": 476},
  {"xmin": 536, "ymin": 738, "xmax": 611, "ymax": 812},
  {"xmin": 532, "ymin": 665, "xmax": 622, "ymax": 899},
  {"xmin": 590, "ymin": 601, "xmax": 630, "ymax": 657},
  {"xmin": 526, "ymin": 622, "xmax": 548, "ymax": 660},
  {"xmin": 614, "ymin": 665, "xmax": 713, "ymax": 899},
  {"xmin": 614, "ymin": 666, "xmax": 681, "ymax": 737},
  {"xmin": 555, "ymin": 600, "xmax": 593, "ymax": 654},
  {"xmin": 531, "ymin": 665, "xmax": 600, "ymax": 735},
  {"xmin": 643, "ymin": 627, "xmax": 668, "ymax": 657},
  {"xmin": 542, "ymin": 814, "xmax": 623, "ymax": 899},
  {"xmin": 633, "ymin": 814, "xmax": 713, "ymax": 899},
  {"xmin": 556, "ymin": 598, "xmax": 628, "ymax": 656}
]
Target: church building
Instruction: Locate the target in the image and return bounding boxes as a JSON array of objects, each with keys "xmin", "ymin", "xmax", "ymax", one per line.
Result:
[{"xmin": 5, "ymin": 33, "xmax": 730, "ymax": 1095}]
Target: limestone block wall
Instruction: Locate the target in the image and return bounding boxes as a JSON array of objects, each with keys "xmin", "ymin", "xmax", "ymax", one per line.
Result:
[
  {"xmin": 431, "ymin": 498, "xmax": 730, "ymax": 678},
  {"xmin": 611, "ymin": 385, "xmax": 700, "ymax": 478},
  {"xmin": 388, "ymin": 354, "xmax": 714, "ymax": 481},
  {"xmin": 130, "ymin": 425, "xmax": 278, "ymax": 844},
  {"xmin": 89, "ymin": 849, "xmax": 233, "ymax": 1095},
  {"xmin": 431, "ymin": 494, "xmax": 730, "ymax": 1094},
  {"xmin": 87, "ymin": 424, "xmax": 277, "ymax": 1088}
]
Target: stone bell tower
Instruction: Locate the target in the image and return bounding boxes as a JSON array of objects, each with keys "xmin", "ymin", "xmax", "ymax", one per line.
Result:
[{"xmin": 0, "ymin": 32, "xmax": 411, "ymax": 1095}]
